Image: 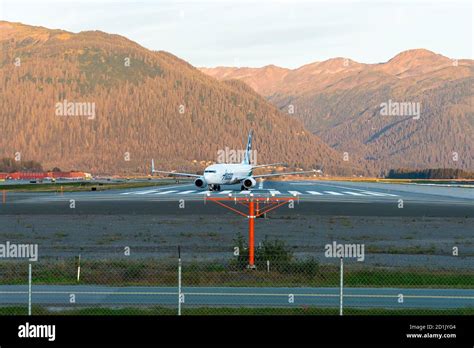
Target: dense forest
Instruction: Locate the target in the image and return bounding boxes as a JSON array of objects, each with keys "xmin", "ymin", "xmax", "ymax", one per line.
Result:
[
  {"xmin": 0, "ymin": 21, "xmax": 359, "ymax": 175},
  {"xmin": 0, "ymin": 158, "xmax": 43, "ymax": 172},
  {"xmin": 386, "ymin": 168, "xmax": 474, "ymax": 179}
]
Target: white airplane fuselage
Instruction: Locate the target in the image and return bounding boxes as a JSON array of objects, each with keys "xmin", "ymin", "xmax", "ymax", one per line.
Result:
[
  {"xmin": 152, "ymin": 130, "xmax": 319, "ymax": 191},
  {"xmin": 203, "ymin": 163, "xmax": 253, "ymax": 185}
]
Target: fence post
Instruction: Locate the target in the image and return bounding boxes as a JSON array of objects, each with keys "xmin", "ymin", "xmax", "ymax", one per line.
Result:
[
  {"xmin": 178, "ymin": 246, "xmax": 182, "ymax": 316},
  {"xmin": 339, "ymin": 257, "xmax": 343, "ymax": 316},
  {"xmin": 28, "ymin": 263, "xmax": 32, "ymax": 316},
  {"xmin": 77, "ymin": 254, "xmax": 81, "ymax": 282}
]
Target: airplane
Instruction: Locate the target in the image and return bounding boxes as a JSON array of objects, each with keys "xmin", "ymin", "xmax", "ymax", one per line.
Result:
[{"xmin": 151, "ymin": 131, "xmax": 322, "ymax": 191}]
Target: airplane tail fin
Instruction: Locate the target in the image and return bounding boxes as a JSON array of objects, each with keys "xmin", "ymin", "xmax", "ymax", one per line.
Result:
[{"xmin": 241, "ymin": 130, "xmax": 253, "ymax": 165}]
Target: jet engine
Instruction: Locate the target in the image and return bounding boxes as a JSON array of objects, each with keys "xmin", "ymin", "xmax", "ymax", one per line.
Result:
[
  {"xmin": 242, "ymin": 177, "xmax": 257, "ymax": 189},
  {"xmin": 194, "ymin": 177, "xmax": 207, "ymax": 188}
]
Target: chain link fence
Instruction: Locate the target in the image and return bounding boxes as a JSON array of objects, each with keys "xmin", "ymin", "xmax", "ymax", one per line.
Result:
[{"xmin": 0, "ymin": 253, "xmax": 472, "ymax": 316}]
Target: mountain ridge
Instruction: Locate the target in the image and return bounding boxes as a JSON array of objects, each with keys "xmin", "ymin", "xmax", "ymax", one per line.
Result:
[
  {"xmin": 200, "ymin": 49, "xmax": 474, "ymax": 172},
  {"xmin": 0, "ymin": 21, "xmax": 358, "ymax": 175}
]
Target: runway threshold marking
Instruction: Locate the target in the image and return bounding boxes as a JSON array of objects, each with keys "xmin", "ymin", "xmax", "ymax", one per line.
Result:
[
  {"xmin": 288, "ymin": 191, "xmax": 301, "ymax": 196},
  {"xmin": 324, "ymin": 191, "xmax": 344, "ymax": 196},
  {"xmin": 361, "ymin": 191, "xmax": 397, "ymax": 197},
  {"xmin": 132, "ymin": 190, "xmax": 161, "ymax": 195},
  {"xmin": 342, "ymin": 191, "xmax": 366, "ymax": 196},
  {"xmin": 119, "ymin": 188, "xmax": 399, "ymax": 197},
  {"xmin": 307, "ymin": 182, "xmax": 400, "ymax": 197}
]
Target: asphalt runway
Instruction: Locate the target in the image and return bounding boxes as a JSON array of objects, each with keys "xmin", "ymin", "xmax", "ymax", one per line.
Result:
[
  {"xmin": 2, "ymin": 180, "xmax": 473, "ymax": 217},
  {"xmin": 0, "ymin": 285, "xmax": 472, "ymax": 309}
]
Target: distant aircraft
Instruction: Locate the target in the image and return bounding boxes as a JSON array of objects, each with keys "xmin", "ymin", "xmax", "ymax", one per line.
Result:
[{"xmin": 151, "ymin": 130, "xmax": 321, "ymax": 191}]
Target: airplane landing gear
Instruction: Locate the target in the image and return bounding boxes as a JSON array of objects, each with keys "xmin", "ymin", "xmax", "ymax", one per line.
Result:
[{"xmin": 208, "ymin": 184, "xmax": 221, "ymax": 191}]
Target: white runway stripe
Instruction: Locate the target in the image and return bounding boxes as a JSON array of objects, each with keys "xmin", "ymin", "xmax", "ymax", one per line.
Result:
[
  {"xmin": 324, "ymin": 191, "xmax": 344, "ymax": 196},
  {"xmin": 269, "ymin": 190, "xmax": 281, "ymax": 195},
  {"xmin": 239, "ymin": 190, "xmax": 251, "ymax": 194},
  {"xmin": 361, "ymin": 191, "xmax": 398, "ymax": 197},
  {"xmin": 134, "ymin": 190, "xmax": 161, "ymax": 195},
  {"xmin": 306, "ymin": 191, "xmax": 323, "ymax": 195},
  {"xmin": 342, "ymin": 191, "xmax": 366, "ymax": 196},
  {"xmin": 154, "ymin": 190, "xmax": 177, "ymax": 195},
  {"xmin": 219, "ymin": 190, "xmax": 232, "ymax": 195},
  {"xmin": 176, "ymin": 190, "xmax": 196, "ymax": 195},
  {"xmin": 197, "ymin": 191, "xmax": 212, "ymax": 195},
  {"xmin": 288, "ymin": 191, "xmax": 302, "ymax": 196}
]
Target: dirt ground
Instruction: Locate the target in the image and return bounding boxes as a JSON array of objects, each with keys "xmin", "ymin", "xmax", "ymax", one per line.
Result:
[{"xmin": 0, "ymin": 214, "xmax": 472, "ymax": 269}]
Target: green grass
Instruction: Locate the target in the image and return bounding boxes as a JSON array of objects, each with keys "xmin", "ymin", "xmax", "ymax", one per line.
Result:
[
  {"xmin": 366, "ymin": 245, "xmax": 438, "ymax": 255},
  {"xmin": 1, "ymin": 306, "xmax": 472, "ymax": 316},
  {"xmin": 0, "ymin": 260, "xmax": 472, "ymax": 288}
]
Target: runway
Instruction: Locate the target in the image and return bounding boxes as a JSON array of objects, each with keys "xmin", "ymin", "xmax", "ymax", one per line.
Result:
[
  {"xmin": 2, "ymin": 180, "xmax": 473, "ymax": 217},
  {"xmin": 1, "ymin": 284, "xmax": 472, "ymax": 309}
]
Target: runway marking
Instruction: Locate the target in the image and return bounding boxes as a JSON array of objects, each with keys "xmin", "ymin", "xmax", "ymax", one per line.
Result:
[
  {"xmin": 119, "ymin": 188, "xmax": 398, "ymax": 198},
  {"xmin": 324, "ymin": 191, "xmax": 344, "ymax": 196},
  {"xmin": 342, "ymin": 191, "xmax": 366, "ymax": 196},
  {"xmin": 306, "ymin": 191, "xmax": 323, "ymax": 195},
  {"xmin": 288, "ymin": 191, "xmax": 302, "ymax": 196},
  {"xmin": 361, "ymin": 191, "xmax": 398, "ymax": 197},
  {"xmin": 131, "ymin": 190, "xmax": 161, "ymax": 195},
  {"xmin": 307, "ymin": 182, "xmax": 400, "ymax": 197}
]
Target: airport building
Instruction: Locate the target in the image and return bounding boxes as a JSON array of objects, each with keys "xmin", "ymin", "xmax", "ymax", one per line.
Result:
[{"xmin": 0, "ymin": 171, "xmax": 92, "ymax": 180}]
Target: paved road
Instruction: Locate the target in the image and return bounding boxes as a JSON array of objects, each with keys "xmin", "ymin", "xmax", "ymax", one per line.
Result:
[
  {"xmin": 2, "ymin": 180, "xmax": 473, "ymax": 217},
  {"xmin": 0, "ymin": 285, "xmax": 472, "ymax": 309}
]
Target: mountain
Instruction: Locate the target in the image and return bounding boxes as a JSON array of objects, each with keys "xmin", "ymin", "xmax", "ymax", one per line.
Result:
[
  {"xmin": 200, "ymin": 49, "xmax": 474, "ymax": 173},
  {"xmin": 0, "ymin": 21, "xmax": 356, "ymax": 175}
]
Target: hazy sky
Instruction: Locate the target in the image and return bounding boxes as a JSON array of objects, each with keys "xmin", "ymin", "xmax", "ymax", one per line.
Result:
[{"xmin": 1, "ymin": 0, "xmax": 472, "ymax": 68}]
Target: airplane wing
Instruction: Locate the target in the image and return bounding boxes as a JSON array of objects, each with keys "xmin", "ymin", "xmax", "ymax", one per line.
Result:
[
  {"xmin": 252, "ymin": 169, "xmax": 322, "ymax": 178},
  {"xmin": 252, "ymin": 163, "xmax": 285, "ymax": 169},
  {"xmin": 152, "ymin": 170, "xmax": 202, "ymax": 178},
  {"xmin": 151, "ymin": 159, "xmax": 201, "ymax": 178}
]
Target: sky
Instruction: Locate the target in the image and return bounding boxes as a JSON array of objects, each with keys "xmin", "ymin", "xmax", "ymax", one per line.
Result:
[{"xmin": 1, "ymin": 0, "xmax": 472, "ymax": 68}]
